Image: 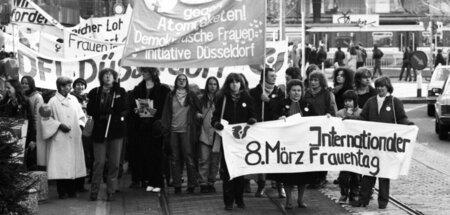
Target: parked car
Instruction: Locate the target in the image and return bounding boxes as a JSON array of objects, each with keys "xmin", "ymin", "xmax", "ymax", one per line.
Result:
[
  {"xmin": 434, "ymin": 76, "xmax": 450, "ymax": 140},
  {"xmin": 427, "ymin": 66, "xmax": 450, "ymax": 116}
]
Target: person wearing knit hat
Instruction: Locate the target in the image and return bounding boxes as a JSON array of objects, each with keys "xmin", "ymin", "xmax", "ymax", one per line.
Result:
[{"xmin": 71, "ymin": 78, "xmax": 87, "ymax": 104}]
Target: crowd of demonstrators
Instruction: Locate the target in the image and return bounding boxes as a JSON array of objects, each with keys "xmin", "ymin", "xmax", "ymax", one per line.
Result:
[{"xmin": 0, "ymin": 63, "xmax": 417, "ymax": 211}]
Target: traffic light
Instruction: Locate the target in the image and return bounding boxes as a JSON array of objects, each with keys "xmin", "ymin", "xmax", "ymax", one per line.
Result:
[{"xmin": 0, "ymin": 2, "xmax": 11, "ymax": 26}]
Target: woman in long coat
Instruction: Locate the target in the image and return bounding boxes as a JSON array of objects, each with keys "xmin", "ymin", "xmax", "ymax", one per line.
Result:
[
  {"xmin": 271, "ymin": 79, "xmax": 317, "ymax": 209},
  {"xmin": 41, "ymin": 77, "xmax": 86, "ymax": 199},
  {"xmin": 211, "ymin": 73, "xmax": 257, "ymax": 211}
]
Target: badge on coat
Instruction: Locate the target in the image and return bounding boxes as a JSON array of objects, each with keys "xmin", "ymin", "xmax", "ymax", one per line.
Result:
[
  {"xmin": 285, "ymin": 105, "xmax": 290, "ymax": 109},
  {"xmin": 242, "ymin": 102, "xmax": 247, "ymax": 108},
  {"xmin": 386, "ymin": 106, "xmax": 391, "ymax": 112},
  {"xmin": 304, "ymin": 107, "xmax": 309, "ymax": 112}
]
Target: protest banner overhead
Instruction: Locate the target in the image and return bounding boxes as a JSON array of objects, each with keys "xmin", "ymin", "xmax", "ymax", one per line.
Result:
[{"xmin": 121, "ymin": 0, "xmax": 265, "ymax": 68}]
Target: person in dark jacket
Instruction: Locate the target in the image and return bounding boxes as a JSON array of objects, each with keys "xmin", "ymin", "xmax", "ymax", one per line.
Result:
[
  {"xmin": 372, "ymin": 45, "xmax": 384, "ymax": 78},
  {"xmin": 303, "ymin": 71, "xmax": 337, "ymax": 189},
  {"xmin": 334, "ymin": 47, "xmax": 346, "ymax": 66},
  {"xmin": 161, "ymin": 74, "xmax": 202, "ymax": 194},
  {"xmin": 0, "ymin": 79, "xmax": 28, "ymax": 118},
  {"xmin": 351, "ymin": 76, "xmax": 413, "ymax": 209},
  {"xmin": 317, "ymin": 45, "xmax": 328, "ymax": 69},
  {"xmin": 332, "ymin": 67, "xmax": 354, "ymax": 110},
  {"xmin": 270, "ymin": 79, "xmax": 318, "ymax": 209},
  {"xmin": 399, "ymin": 47, "xmax": 412, "ymax": 81},
  {"xmin": 211, "ymin": 73, "xmax": 257, "ymax": 211},
  {"xmin": 129, "ymin": 67, "xmax": 170, "ymax": 192},
  {"xmin": 435, "ymin": 49, "xmax": 446, "ymax": 68},
  {"xmin": 87, "ymin": 68, "xmax": 127, "ymax": 201},
  {"xmin": 249, "ymin": 68, "xmax": 285, "ymax": 197},
  {"xmin": 354, "ymin": 68, "xmax": 377, "ymax": 108}
]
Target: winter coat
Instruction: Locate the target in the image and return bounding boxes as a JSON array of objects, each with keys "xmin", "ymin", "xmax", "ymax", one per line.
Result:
[
  {"xmin": 359, "ymin": 95, "xmax": 411, "ymax": 125},
  {"xmin": 87, "ymin": 85, "xmax": 127, "ymax": 142},
  {"xmin": 249, "ymin": 84, "xmax": 284, "ymax": 122},
  {"xmin": 211, "ymin": 92, "xmax": 257, "ymax": 126},
  {"xmin": 41, "ymin": 93, "xmax": 86, "ymax": 179},
  {"xmin": 303, "ymin": 88, "xmax": 337, "ymax": 116}
]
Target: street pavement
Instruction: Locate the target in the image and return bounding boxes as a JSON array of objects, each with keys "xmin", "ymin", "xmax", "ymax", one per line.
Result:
[{"xmin": 37, "ymin": 75, "xmax": 437, "ymax": 215}]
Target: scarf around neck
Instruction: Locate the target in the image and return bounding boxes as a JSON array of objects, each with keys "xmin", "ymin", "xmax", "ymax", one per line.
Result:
[
  {"xmin": 176, "ymin": 89, "xmax": 188, "ymax": 105},
  {"xmin": 264, "ymin": 82, "xmax": 275, "ymax": 95}
]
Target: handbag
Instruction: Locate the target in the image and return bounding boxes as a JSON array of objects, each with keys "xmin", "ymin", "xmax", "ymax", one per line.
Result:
[{"xmin": 212, "ymin": 96, "xmax": 226, "ymax": 153}]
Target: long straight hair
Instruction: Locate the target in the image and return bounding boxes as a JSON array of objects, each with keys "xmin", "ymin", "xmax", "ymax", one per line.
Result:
[
  {"xmin": 21, "ymin": 76, "xmax": 37, "ymax": 96},
  {"xmin": 201, "ymin": 76, "xmax": 220, "ymax": 108}
]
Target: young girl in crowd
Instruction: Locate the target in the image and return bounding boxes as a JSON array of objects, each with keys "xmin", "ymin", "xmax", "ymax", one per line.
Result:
[
  {"xmin": 0, "ymin": 79, "xmax": 28, "ymax": 118},
  {"xmin": 335, "ymin": 90, "xmax": 361, "ymax": 205},
  {"xmin": 211, "ymin": 73, "xmax": 257, "ymax": 211},
  {"xmin": 354, "ymin": 67, "xmax": 377, "ymax": 108}
]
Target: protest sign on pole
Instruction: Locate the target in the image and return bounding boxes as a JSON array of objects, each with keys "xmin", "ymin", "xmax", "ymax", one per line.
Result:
[
  {"xmin": 121, "ymin": 0, "xmax": 265, "ymax": 68},
  {"xmin": 220, "ymin": 115, "xmax": 418, "ymax": 180}
]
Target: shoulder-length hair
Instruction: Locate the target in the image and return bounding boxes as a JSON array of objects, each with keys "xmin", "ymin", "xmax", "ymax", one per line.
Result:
[
  {"xmin": 6, "ymin": 79, "xmax": 27, "ymax": 106},
  {"xmin": 286, "ymin": 79, "xmax": 304, "ymax": 99},
  {"xmin": 220, "ymin": 73, "xmax": 247, "ymax": 96},
  {"xmin": 333, "ymin": 67, "xmax": 354, "ymax": 89},
  {"xmin": 238, "ymin": 73, "xmax": 249, "ymax": 92},
  {"xmin": 374, "ymin": 76, "xmax": 394, "ymax": 94},
  {"xmin": 308, "ymin": 71, "xmax": 328, "ymax": 89},
  {"xmin": 56, "ymin": 76, "xmax": 73, "ymax": 92},
  {"xmin": 21, "ymin": 76, "xmax": 37, "ymax": 96},
  {"xmin": 98, "ymin": 68, "xmax": 118, "ymax": 86},
  {"xmin": 201, "ymin": 76, "xmax": 220, "ymax": 108},
  {"xmin": 354, "ymin": 67, "xmax": 372, "ymax": 89},
  {"xmin": 138, "ymin": 67, "xmax": 160, "ymax": 84}
]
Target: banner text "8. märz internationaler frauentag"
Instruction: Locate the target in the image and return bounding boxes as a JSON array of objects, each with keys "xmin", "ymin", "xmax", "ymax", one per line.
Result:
[{"xmin": 121, "ymin": 0, "xmax": 265, "ymax": 68}]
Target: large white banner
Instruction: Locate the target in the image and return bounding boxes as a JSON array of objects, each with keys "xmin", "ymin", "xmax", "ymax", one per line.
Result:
[
  {"xmin": 17, "ymin": 43, "xmax": 140, "ymax": 91},
  {"xmin": 221, "ymin": 115, "xmax": 418, "ymax": 180}
]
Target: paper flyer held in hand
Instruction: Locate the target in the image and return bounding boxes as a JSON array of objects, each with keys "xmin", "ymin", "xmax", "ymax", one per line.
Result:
[{"xmin": 135, "ymin": 99, "xmax": 154, "ymax": 118}]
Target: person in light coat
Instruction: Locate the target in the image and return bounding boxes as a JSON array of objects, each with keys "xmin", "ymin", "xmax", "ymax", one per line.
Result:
[{"xmin": 41, "ymin": 76, "xmax": 87, "ymax": 199}]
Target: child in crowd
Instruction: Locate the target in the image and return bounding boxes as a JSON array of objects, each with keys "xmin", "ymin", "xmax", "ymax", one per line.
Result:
[{"xmin": 335, "ymin": 90, "xmax": 361, "ymax": 204}]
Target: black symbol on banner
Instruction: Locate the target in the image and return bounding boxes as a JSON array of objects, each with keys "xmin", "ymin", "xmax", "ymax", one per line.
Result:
[{"xmin": 232, "ymin": 125, "xmax": 250, "ymax": 139}]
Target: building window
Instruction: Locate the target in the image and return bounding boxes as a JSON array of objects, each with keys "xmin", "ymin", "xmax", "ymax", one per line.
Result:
[{"xmin": 372, "ymin": 32, "xmax": 393, "ymax": 47}]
